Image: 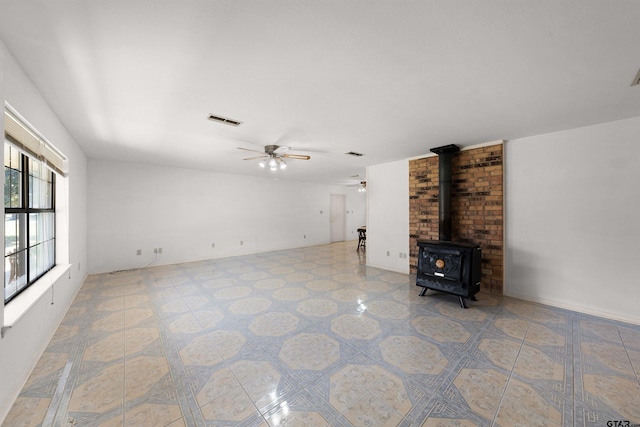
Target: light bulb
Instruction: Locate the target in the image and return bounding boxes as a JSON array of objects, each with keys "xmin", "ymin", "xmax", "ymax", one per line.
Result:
[
  {"xmin": 268, "ymin": 158, "xmax": 277, "ymax": 168},
  {"xmin": 279, "ymin": 160, "xmax": 287, "ymax": 169},
  {"xmin": 258, "ymin": 159, "xmax": 266, "ymax": 168}
]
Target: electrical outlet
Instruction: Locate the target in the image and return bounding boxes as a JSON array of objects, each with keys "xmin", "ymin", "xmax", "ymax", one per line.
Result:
[
  {"xmin": 240, "ymin": 241, "xmax": 243, "ymax": 246},
  {"xmin": 137, "ymin": 249, "xmax": 142, "ymax": 256},
  {"xmin": 158, "ymin": 248, "xmax": 162, "ymax": 254},
  {"xmin": 153, "ymin": 248, "xmax": 157, "ymax": 254},
  {"xmin": 78, "ymin": 262, "xmax": 81, "ymax": 270},
  {"xmin": 386, "ymin": 251, "xmax": 390, "ymax": 256},
  {"xmin": 304, "ymin": 235, "xmax": 307, "ymax": 239},
  {"xmin": 211, "ymin": 243, "xmax": 215, "ymax": 248},
  {"xmin": 320, "ymin": 210, "xmax": 323, "ymax": 214}
]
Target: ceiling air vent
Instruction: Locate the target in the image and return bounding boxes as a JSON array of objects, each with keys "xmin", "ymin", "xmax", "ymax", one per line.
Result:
[
  {"xmin": 632, "ymin": 68, "xmax": 640, "ymax": 87},
  {"xmin": 345, "ymin": 151, "xmax": 365, "ymax": 157},
  {"xmin": 207, "ymin": 113, "xmax": 243, "ymax": 127}
]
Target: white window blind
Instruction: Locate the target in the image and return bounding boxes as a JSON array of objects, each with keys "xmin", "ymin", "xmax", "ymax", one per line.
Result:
[{"xmin": 4, "ymin": 109, "xmax": 66, "ymax": 176}]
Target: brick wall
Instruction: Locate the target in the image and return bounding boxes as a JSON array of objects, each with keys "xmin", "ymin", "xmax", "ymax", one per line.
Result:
[{"xmin": 409, "ymin": 144, "xmax": 503, "ymax": 293}]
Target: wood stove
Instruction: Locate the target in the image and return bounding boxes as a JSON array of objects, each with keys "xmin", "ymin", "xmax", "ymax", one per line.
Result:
[
  {"xmin": 415, "ymin": 144, "xmax": 482, "ymax": 308},
  {"xmin": 416, "ymin": 240, "xmax": 481, "ymax": 308}
]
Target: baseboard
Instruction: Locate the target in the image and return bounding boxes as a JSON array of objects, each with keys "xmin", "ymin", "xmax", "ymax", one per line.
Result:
[
  {"xmin": 365, "ymin": 262, "xmax": 410, "ymax": 275},
  {"xmin": 504, "ymin": 290, "xmax": 640, "ymax": 326}
]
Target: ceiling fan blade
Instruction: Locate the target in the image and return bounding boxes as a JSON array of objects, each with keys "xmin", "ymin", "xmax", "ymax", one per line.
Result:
[
  {"xmin": 273, "ymin": 145, "xmax": 290, "ymax": 154},
  {"xmin": 243, "ymin": 155, "xmax": 268, "ymax": 160},
  {"xmin": 237, "ymin": 147, "xmax": 265, "ymax": 154},
  {"xmin": 283, "ymin": 154, "xmax": 311, "ymax": 160}
]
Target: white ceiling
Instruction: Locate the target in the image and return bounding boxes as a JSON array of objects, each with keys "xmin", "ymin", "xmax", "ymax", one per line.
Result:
[{"xmin": 1, "ymin": 0, "xmax": 639, "ymax": 185}]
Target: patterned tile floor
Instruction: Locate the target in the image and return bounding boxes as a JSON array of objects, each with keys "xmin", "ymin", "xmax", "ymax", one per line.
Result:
[{"xmin": 4, "ymin": 241, "xmax": 640, "ymax": 426}]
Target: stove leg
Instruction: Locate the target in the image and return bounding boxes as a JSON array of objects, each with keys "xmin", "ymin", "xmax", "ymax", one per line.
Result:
[
  {"xmin": 419, "ymin": 287, "xmax": 428, "ymax": 297},
  {"xmin": 470, "ymin": 296, "xmax": 478, "ymax": 302},
  {"xmin": 458, "ymin": 297, "xmax": 468, "ymax": 309}
]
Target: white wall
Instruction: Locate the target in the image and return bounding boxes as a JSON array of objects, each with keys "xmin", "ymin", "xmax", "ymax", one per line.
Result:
[
  {"xmin": 0, "ymin": 42, "xmax": 88, "ymax": 421},
  {"xmin": 505, "ymin": 116, "xmax": 640, "ymax": 324},
  {"xmin": 366, "ymin": 159, "xmax": 409, "ymax": 274},
  {"xmin": 88, "ymin": 159, "xmax": 364, "ymax": 273}
]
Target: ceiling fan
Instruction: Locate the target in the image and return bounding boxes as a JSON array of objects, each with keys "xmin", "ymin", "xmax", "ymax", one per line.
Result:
[
  {"xmin": 348, "ymin": 181, "xmax": 367, "ymax": 192},
  {"xmin": 238, "ymin": 145, "xmax": 310, "ymax": 170}
]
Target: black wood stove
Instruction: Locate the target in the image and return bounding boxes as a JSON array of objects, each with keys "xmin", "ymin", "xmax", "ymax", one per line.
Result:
[
  {"xmin": 416, "ymin": 240, "xmax": 481, "ymax": 308},
  {"xmin": 416, "ymin": 144, "xmax": 482, "ymax": 308}
]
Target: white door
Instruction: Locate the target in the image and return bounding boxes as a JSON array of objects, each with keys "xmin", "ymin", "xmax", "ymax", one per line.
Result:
[{"xmin": 330, "ymin": 194, "xmax": 346, "ymax": 242}]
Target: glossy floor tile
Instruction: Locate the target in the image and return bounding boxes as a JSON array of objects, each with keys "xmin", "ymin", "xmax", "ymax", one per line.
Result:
[{"xmin": 4, "ymin": 241, "xmax": 640, "ymax": 426}]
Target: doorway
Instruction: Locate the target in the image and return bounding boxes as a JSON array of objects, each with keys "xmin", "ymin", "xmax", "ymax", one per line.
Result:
[{"xmin": 330, "ymin": 194, "xmax": 345, "ymax": 242}]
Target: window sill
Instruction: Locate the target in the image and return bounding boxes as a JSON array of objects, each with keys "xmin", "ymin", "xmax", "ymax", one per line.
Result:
[{"xmin": 3, "ymin": 264, "xmax": 72, "ymax": 327}]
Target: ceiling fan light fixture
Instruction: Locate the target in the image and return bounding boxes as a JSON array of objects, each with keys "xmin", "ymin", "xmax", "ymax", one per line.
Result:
[{"xmin": 242, "ymin": 144, "xmax": 310, "ymax": 171}]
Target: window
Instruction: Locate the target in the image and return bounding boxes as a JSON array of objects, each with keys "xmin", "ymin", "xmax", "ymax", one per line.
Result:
[{"xmin": 4, "ymin": 109, "xmax": 59, "ymax": 304}]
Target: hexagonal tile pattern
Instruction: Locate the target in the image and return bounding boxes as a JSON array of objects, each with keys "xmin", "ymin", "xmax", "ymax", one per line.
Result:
[
  {"xmin": 366, "ymin": 300, "xmax": 410, "ymax": 319},
  {"xmin": 437, "ymin": 302, "xmax": 487, "ymax": 322},
  {"xmin": 296, "ymin": 299, "xmax": 338, "ymax": 317},
  {"xmin": 68, "ymin": 364, "xmax": 124, "ymax": 413},
  {"xmin": 214, "ymin": 286, "xmax": 252, "ymax": 300},
  {"xmin": 169, "ymin": 313, "xmax": 202, "ymax": 334},
  {"xmin": 581, "ymin": 341, "xmax": 635, "ymax": 376},
  {"xmin": 229, "ymin": 297, "xmax": 272, "ymax": 315},
  {"xmin": 272, "ymin": 287, "xmax": 308, "ymax": 301},
  {"xmin": 477, "ymin": 338, "xmax": 520, "ymax": 371},
  {"xmin": 11, "ymin": 240, "xmax": 639, "ymax": 427},
  {"xmin": 453, "ymin": 368, "xmax": 509, "ymax": 420},
  {"xmin": 493, "ymin": 317, "xmax": 529, "ymax": 340},
  {"xmin": 331, "ymin": 288, "xmax": 367, "ymax": 303},
  {"xmin": 280, "ymin": 333, "xmax": 340, "ymax": 371},
  {"xmin": 196, "ymin": 367, "xmax": 242, "ymax": 408},
  {"xmin": 496, "ymin": 379, "xmax": 563, "ymax": 426},
  {"xmin": 305, "ymin": 280, "xmax": 338, "ymax": 291},
  {"xmin": 83, "ymin": 332, "xmax": 124, "ymax": 362},
  {"xmin": 202, "ymin": 277, "xmax": 236, "ymax": 289},
  {"xmin": 249, "ymin": 312, "xmax": 299, "ymax": 337},
  {"xmin": 125, "ymin": 356, "xmax": 170, "ymax": 402},
  {"xmin": 179, "ymin": 335, "xmax": 224, "ymax": 366},
  {"xmin": 514, "ymin": 345, "xmax": 565, "ymax": 380},
  {"xmin": 379, "ymin": 335, "xmax": 448, "ymax": 375},
  {"xmin": 412, "ymin": 316, "xmax": 471, "ymax": 343},
  {"xmin": 207, "ymin": 330, "xmax": 246, "ymax": 359},
  {"xmin": 121, "ymin": 403, "xmax": 184, "ymax": 426},
  {"xmin": 254, "ymin": 278, "xmax": 287, "ymax": 289},
  {"xmin": 331, "ymin": 314, "xmax": 381, "ymax": 340},
  {"xmin": 525, "ymin": 323, "xmax": 565, "ymax": 347}
]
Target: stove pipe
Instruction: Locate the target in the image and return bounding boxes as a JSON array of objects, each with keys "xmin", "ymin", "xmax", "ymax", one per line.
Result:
[{"xmin": 430, "ymin": 144, "xmax": 460, "ymax": 241}]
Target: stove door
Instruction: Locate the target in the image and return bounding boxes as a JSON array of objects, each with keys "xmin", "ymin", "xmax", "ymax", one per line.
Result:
[{"xmin": 419, "ymin": 248, "xmax": 464, "ymax": 282}]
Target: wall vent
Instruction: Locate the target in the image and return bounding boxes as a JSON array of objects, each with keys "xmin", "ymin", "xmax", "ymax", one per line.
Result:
[
  {"xmin": 632, "ymin": 68, "xmax": 640, "ymax": 87},
  {"xmin": 345, "ymin": 151, "xmax": 365, "ymax": 157},
  {"xmin": 207, "ymin": 113, "xmax": 243, "ymax": 126}
]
